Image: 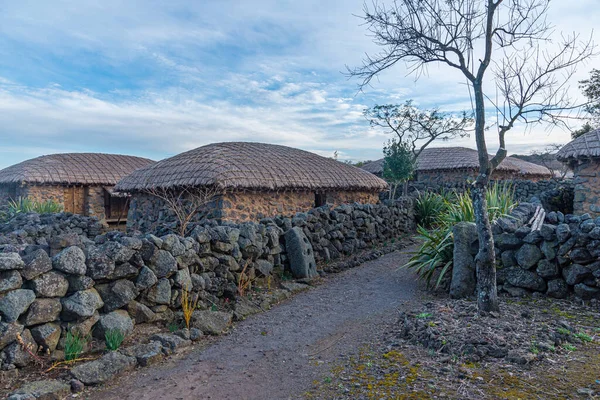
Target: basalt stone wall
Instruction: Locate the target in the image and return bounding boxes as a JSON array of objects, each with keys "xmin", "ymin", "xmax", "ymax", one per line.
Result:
[
  {"xmin": 455, "ymin": 202, "xmax": 600, "ymax": 300},
  {"xmin": 0, "ymin": 199, "xmax": 414, "ymax": 370},
  {"xmin": 571, "ymin": 160, "xmax": 600, "ymax": 217}
]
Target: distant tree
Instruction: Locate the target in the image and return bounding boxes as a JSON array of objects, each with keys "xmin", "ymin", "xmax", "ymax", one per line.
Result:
[
  {"xmin": 349, "ymin": 0, "xmax": 595, "ymax": 312},
  {"xmin": 571, "ymin": 122, "xmax": 594, "ymax": 139},
  {"xmin": 573, "ymin": 69, "xmax": 600, "ymax": 136},
  {"xmin": 365, "ymin": 101, "xmax": 473, "ymax": 160},
  {"xmin": 529, "ymin": 144, "xmax": 571, "ymax": 180},
  {"xmin": 354, "ymin": 160, "xmax": 373, "ymax": 168},
  {"xmin": 382, "ymin": 139, "xmax": 415, "ymax": 198}
]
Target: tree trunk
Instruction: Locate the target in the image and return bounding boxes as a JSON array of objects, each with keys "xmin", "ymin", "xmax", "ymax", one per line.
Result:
[
  {"xmin": 472, "ymin": 78, "xmax": 500, "ymax": 313},
  {"xmin": 471, "ymin": 178, "xmax": 499, "ymax": 312}
]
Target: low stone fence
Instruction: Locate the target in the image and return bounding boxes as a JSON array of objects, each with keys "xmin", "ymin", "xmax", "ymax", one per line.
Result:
[
  {"xmin": 452, "ymin": 203, "xmax": 600, "ymax": 300},
  {"xmin": 0, "ymin": 199, "xmax": 414, "ymax": 371}
]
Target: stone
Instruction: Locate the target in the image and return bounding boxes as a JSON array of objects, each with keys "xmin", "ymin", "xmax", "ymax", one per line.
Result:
[
  {"xmin": 191, "ymin": 310, "xmax": 232, "ymax": 335},
  {"xmin": 20, "ymin": 250, "xmax": 52, "ymax": 281},
  {"xmin": 495, "ymin": 217, "xmax": 519, "ymax": 233},
  {"xmin": 0, "ymin": 289, "xmax": 35, "ymax": 322},
  {"xmin": 0, "ymin": 322, "xmax": 24, "ymax": 350},
  {"xmin": 536, "ymin": 259, "xmax": 559, "ymax": 279},
  {"xmin": 522, "ymin": 230, "xmax": 543, "ymax": 244},
  {"xmin": 30, "ymin": 323, "xmax": 61, "ymax": 353},
  {"xmin": 93, "ymin": 310, "xmax": 134, "ymax": 339},
  {"xmin": 254, "ymin": 260, "xmax": 274, "ymax": 277},
  {"xmin": 120, "ymin": 341, "xmax": 164, "ymax": 367},
  {"xmin": 66, "ymin": 275, "xmax": 95, "ymax": 293},
  {"xmin": 70, "ymin": 351, "xmax": 137, "ymax": 385},
  {"xmin": 23, "ymin": 299, "xmax": 62, "ymax": 326},
  {"xmin": 190, "ymin": 328, "xmax": 203, "ymax": 341},
  {"xmin": 494, "ymin": 233, "xmax": 522, "ymax": 250},
  {"xmin": 589, "ymin": 227, "xmax": 600, "ymax": 240},
  {"xmin": 148, "ymin": 333, "xmax": 191, "ymax": 354},
  {"xmin": 108, "ymin": 263, "xmax": 139, "ymax": 280},
  {"xmin": 580, "ymin": 219, "xmax": 596, "ymax": 233},
  {"xmin": 173, "ymin": 268, "xmax": 192, "ymax": 290},
  {"xmin": 127, "ymin": 300, "xmax": 156, "ymax": 324},
  {"xmin": 70, "ymin": 379, "xmax": 85, "ymax": 394},
  {"xmin": 96, "ymin": 280, "xmax": 138, "ymax": 313},
  {"xmin": 506, "ymin": 268, "xmax": 547, "ymax": 292},
  {"xmin": 546, "ymin": 279, "xmax": 569, "ymax": 299},
  {"xmin": 284, "ymin": 227, "xmax": 317, "ymax": 279},
  {"xmin": 280, "ymin": 281, "xmax": 310, "ymax": 293},
  {"xmin": 31, "ymin": 271, "xmax": 69, "ymax": 298},
  {"xmin": 570, "ymin": 248, "xmax": 594, "ymax": 264},
  {"xmin": 7, "ymin": 379, "xmax": 70, "ymax": 400},
  {"xmin": 502, "ymin": 283, "xmax": 530, "ymax": 297},
  {"xmin": 574, "ymin": 283, "xmax": 600, "ymax": 300},
  {"xmin": 0, "ymin": 270, "xmax": 22, "ymax": 294},
  {"xmin": 3, "ymin": 329, "xmax": 38, "ymax": 367},
  {"xmin": 60, "ymin": 289, "xmax": 104, "ymax": 321},
  {"xmin": 562, "ymin": 264, "xmax": 592, "ymax": 286},
  {"xmin": 135, "ymin": 266, "xmax": 158, "ymax": 290},
  {"xmin": 85, "ymin": 246, "xmax": 115, "ymax": 280},
  {"xmin": 102, "ymin": 241, "xmax": 135, "ymax": 264},
  {"xmin": 70, "ymin": 312, "xmax": 100, "ymax": 337},
  {"xmin": 450, "ymin": 222, "xmax": 477, "ymax": 299},
  {"xmin": 540, "ymin": 224, "xmax": 557, "ymax": 241},
  {"xmin": 500, "ymin": 251, "xmax": 516, "ymax": 268},
  {"xmin": 161, "ymin": 234, "xmax": 186, "ymax": 256},
  {"xmin": 146, "ymin": 278, "xmax": 171, "ymax": 305},
  {"xmin": 149, "ymin": 250, "xmax": 177, "ymax": 278},
  {"xmin": 0, "ymin": 253, "xmax": 23, "ymax": 271},
  {"xmin": 52, "ymin": 246, "xmax": 86, "ymax": 275},
  {"xmin": 191, "ymin": 274, "xmax": 206, "ymax": 290},
  {"xmin": 540, "ymin": 240, "xmax": 557, "ymax": 260},
  {"xmin": 556, "ymin": 224, "xmax": 571, "ymax": 243},
  {"xmin": 516, "ymin": 244, "xmax": 542, "ymax": 270}
]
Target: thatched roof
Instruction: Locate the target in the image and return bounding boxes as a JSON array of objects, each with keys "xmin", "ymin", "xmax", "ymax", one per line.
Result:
[
  {"xmin": 360, "ymin": 147, "xmax": 552, "ymax": 177},
  {"xmin": 116, "ymin": 142, "xmax": 388, "ymax": 192},
  {"xmin": 0, "ymin": 153, "xmax": 154, "ymax": 186},
  {"xmin": 556, "ymin": 128, "xmax": 600, "ymax": 161}
]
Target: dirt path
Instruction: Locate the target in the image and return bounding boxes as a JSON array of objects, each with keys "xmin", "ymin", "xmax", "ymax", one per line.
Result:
[{"xmin": 88, "ymin": 244, "xmax": 423, "ymax": 400}]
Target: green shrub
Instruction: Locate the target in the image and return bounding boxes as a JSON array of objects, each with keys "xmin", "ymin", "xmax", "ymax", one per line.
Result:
[
  {"xmin": 1, "ymin": 197, "xmax": 63, "ymax": 222},
  {"xmin": 405, "ymin": 182, "xmax": 516, "ymax": 288},
  {"xmin": 414, "ymin": 191, "xmax": 449, "ymax": 228},
  {"xmin": 65, "ymin": 331, "xmax": 87, "ymax": 361},
  {"xmin": 104, "ymin": 329, "xmax": 125, "ymax": 351}
]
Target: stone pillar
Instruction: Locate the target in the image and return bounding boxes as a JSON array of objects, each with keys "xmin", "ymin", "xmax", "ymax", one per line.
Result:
[{"xmin": 450, "ymin": 222, "xmax": 478, "ymax": 299}]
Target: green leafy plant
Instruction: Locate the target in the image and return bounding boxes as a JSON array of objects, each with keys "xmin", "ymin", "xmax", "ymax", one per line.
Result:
[
  {"xmin": 414, "ymin": 191, "xmax": 449, "ymax": 228},
  {"xmin": 168, "ymin": 322, "xmax": 179, "ymax": 332},
  {"xmin": 64, "ymin": 331, "xmax": 87, "ymax": 361},
  {"xmin": 557, "ymin": 327, "xmax": 571, "ymax": 336},
  {"xmin": 404, "ymin": 182, "xmax": 516, "ymax": 287},
  {"xmin": 416, "ymin": 312, "xmax": 433, "ymax": 319},
  {"xmin": 574, "ymin": 331, "xmax": 593, "ymax": 343},
  {"xmin": 1, "ymin": 197, "xmax": 63, "ymax": 222},
  {"xmin": 104, "ymin": 329, "xmax": 125, "ymax": 351},
  {"xmin": 562, "ymin": 343, "xmax": 577, "ymax": 352}
]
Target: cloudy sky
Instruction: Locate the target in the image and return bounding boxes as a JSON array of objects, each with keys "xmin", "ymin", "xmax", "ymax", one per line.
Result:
[{"xmin": 0, "ymin": 0, "xmax": 598, "ymax": 169}]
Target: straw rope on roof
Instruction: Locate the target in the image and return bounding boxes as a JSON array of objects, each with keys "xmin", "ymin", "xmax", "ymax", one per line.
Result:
[
  {"xmin": 0, "ymin": 153, "xmax": 155, "ymax": 186},
  {"xmin": 360, "ymin": 147, "xmax": 552, "ymax": 177},
  {"xmin": 116, "ymin": 142, "xmax": 388, "ymax": 192},
  {"xmin": 556, "ymin": 128, "xmax": 600, "ymax": 161}
]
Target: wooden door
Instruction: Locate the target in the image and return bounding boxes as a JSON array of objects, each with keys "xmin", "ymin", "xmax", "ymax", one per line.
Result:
[{"xmin": 63, "ymin": 187, "xmax": 86, "ymax": 215}]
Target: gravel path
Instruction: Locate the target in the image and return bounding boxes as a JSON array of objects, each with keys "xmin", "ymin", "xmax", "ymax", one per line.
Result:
[{"xmin": 88, "ymin": 244, "xmax": 423, "ymax": 400}]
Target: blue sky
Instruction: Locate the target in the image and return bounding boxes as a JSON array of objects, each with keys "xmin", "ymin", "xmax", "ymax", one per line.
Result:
[{"xmin": 0, "ymin": 0, "xmax": 598, "ymax": 169}]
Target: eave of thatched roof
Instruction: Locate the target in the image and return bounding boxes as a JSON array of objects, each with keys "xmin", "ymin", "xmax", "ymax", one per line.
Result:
[
  {"xmin": 0, "ymin": 153, "xmax": 155, "ymax": 186},
  {"xmin": 116, "ymin": 142, "xmax": 388, "ymax": 192},
  {"xmin": 360, "ymin": 147, "xmax": 552, "ymax": 177},
  {"xmin": 556, "ymin": 128, "xmax": 600, "ymax": 161}
]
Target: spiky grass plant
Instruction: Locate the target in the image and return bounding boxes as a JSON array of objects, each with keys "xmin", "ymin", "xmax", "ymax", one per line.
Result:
[
  {"xmin": 65, "ymin": 331, "xmax": 87, "ymax": 361},
  {"xmin": 104, "ymin": 329, "xmax": 125, "ymax": 351}
]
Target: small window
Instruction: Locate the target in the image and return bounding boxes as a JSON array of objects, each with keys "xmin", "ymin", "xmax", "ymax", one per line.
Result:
[{"xmin": 315, "ymin": 192, "xmax": 327, "ymax": 207}]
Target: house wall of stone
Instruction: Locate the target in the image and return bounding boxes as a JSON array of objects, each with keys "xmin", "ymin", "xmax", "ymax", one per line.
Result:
[
  {"xmin": 220, "ymin": 191, "xmax": 315, "ymax": 222},
  {"xmin": 86, "ymin": 186, "xmax": 107, "ymax": 220},
  {"xmin": 416, "ymin": 169, "xmax": 548, "ymax": 184},
  {"xmin": 17, "ymin": 184, "xmax": 65, "ymax": 205},
  {"xmin": 0, "ymin": 183, "xmax": 17, "ymax": 204},
  {"xmin": 572, "ymin": 160, "xmax": 600, "ymax": 216}
]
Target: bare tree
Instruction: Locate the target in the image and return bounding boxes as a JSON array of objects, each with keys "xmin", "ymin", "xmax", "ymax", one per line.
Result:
[
  {"xmin": 349, "ymin": 0, "xmax": 595, "ymax": 312},
  {"xmin": 145, "ymin": 186, "xmax": 220, "ymax": 236},
  {"xmin": 529, "ymin": 144, "xmax": 571, "ymax": 180},
  {"xmin": 365, "ymin": 100, "xmax": 473, "ymax": 158}
]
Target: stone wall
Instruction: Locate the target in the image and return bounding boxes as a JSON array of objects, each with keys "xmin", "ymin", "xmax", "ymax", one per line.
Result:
[
  {"xmin": 128, "ymin": 189, "xmax": 384, "ymax": 232},
  {"xmin": 18, "ymin": 185, "xmax": 65, "ymax": 206},
  {"xmin": 0, "ymin": 199, "xmax": 414, "ymax": 370},
  {"xmin": 85, "ymin": 186, "xmax": 107, "ymax": 221},
  {"xmin": 0, "ymin": 184, "xmax": 16, "ymax": 204},
  {"xmin": 415, "ymin": 169, "xmax": 550, "ymax": 185},
  {"xmin": 572, "ymin": 160, "xmax": 600, "ymax": 217},
  {"xmin": 453, "ymin": 203, "xmax": 600, "ymax": 300}
]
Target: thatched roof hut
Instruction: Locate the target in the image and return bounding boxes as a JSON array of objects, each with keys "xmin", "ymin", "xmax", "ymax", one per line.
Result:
[
  {"xmin": 0, "ymin": 153, "xmax": 154, "ymax": 186},
  {"xmin": 556, "ymin": 128, "xmax": 600, "ymax": 163},
  {"xmin": 360, "ymin": 147, "xmax": 552, "ymax": 179},
  {"xmin": 116, "ymin": 142, "xmax": 388, "ymax": 192}
]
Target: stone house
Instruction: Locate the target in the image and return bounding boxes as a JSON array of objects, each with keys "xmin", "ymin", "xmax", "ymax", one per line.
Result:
[
  {"xmin": 360, "ymin": 147, "xmax": 552, "ymax": 183},
  {"xmin": 0, "ymin": 153, "xmax": 154, "ymax": 223},
  {"xmin": 557, "ymin": 128, "xmax": 600, "ymax": 216},
  {"xmin": 115, "ymin": 142, "xmax": 388, "ymax": 230}
]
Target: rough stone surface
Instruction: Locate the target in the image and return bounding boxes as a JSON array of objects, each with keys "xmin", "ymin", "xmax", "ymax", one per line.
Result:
[
  {"xmin": 146, "ymin": 278, "xmax": 171, "ymax": 305},
  {"xmin": 0, "ymin": 253, "xmax": 24, "ymax": 271},
  {"xmin": 7, "ymin": 379, "xmax": 70, "ymax": 400},
  {"xmin": 3, "ymin": 329, "xmax": 38, "ymax": 367},
  {"xmin": 0, "ymin": 289, "xmax": 35, "ymax": 322},
  {"xmin": 535, "ymin": 259, "xmax": 559, "ymax": 279},
  {"xmin": 516, "ymin": 244, "xmax": 542, "ymax": 270},
  {"xmin": 149, "ymin": 250, "xmax": 177, "ymax": 278},
  {"xmin": 60, "ymin": 288, "xmax": 104, "ymax": 321},
  {"xmin": 148, "ymin": 333, "xmax": 191, "ymax": 354},
  {"xmin": 574, "ymin": 283, "xmax": 600, "ymax": 300},
  {"xmin": 284, "ymin": 227, "xmax": 317, "ymax": 279},
  {"xmin": 450, "ymin": 222, "xmax": 477, "ymax": 299},
  {"xmin": 30, "ymin": 323, "xmax": 61, "ymax": 352},
  {"xmin": 562, "ymin": 264, "xmax": 592, "ymax": 286},
  {"xmin": 96, "ymin": 279, "xmax": 138, "ymax": 313},
  {"xmin": 546, "ymin": 279, "xmax": 569, "ymax": 299},
  {"xmin": 191, "ymin": 310, "xmax": 232, "ymax": 335},
  {"xmin": 93, "ymin": 310, "xmax": 134, "ymax": 339},
  {"xmin": 23, "ymin": 298, "xmax": 62, "ymax": 326},
  {"xmin": 70, "ymin": 351, "xmax": 137, "ymax": 385},
  {"xmin": 52, "ymin": 246, "xmax": 86, "ymax": 275},
  {"xmin": 120, "ymin": 341, "xmax": 164, "ymax": 367},
  {"xmin": 0, "ymin": 322, "xmax": 24, "ymax": 351},
  {"xmin": 506, "ymin": 268, "xmax": 547, "ymax": 292},
  {"xmin": 31, "ymin": 271, "xmax": 69, "ymax": 298},
  {"xmin": 0, "ymin": 270, "xmax": 23, "ymax": 294},
  {"xmin": 20, "ymin": 250, "xmax": 52, "ymax": 281},
  {"xmin": 127, "ymin": 300, "xmax": 156, "ymax": 324},
  {"xmin": 135, "ymin": 266, "xmax": 158, "ymax": 290}
]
